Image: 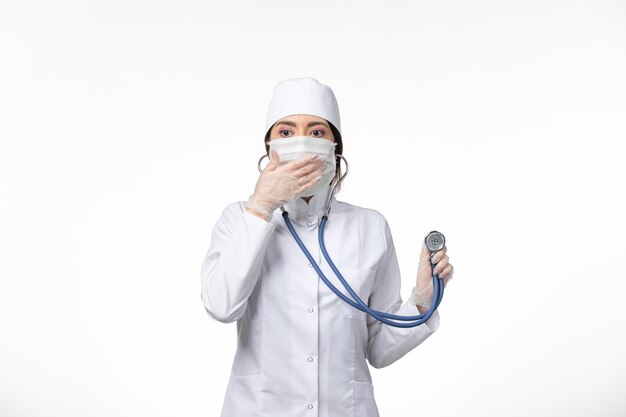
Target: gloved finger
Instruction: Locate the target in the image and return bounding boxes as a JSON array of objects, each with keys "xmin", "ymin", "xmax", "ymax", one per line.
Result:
[
  {"xmin": 289, "ymin": 157, "xmax": 326, "ymax": 177},
  {"xmin": 441, "ymin": 264, "xmax": 454, "ymax": 287},
  {"xmin": 298, "ymin": 175, "xmax": 322, "ymax": 193},
  {"xmin": 280, "ymin": 154, "xmax": 322, "ymax": 173},
  {"xmin": 431, "ymin": 245, "xmax": 447, "ymax": 263},
  {"xmin": 292, "ymin": 159, "xmax": 326, "ymax": 177},
  {"xmin": 433, "ymin": 255, "xmax": 449, "ymax": 275},
  {"xmin": 266, "ymin": 149, "xmax": 280, "ymax": 171},
  {"xmin": 297, "ymin": 166, "xmax": 325, "ymax": 186},
  {"xmin": 439, "ymin": 263, "xmax": 453, "ymax": 279}
]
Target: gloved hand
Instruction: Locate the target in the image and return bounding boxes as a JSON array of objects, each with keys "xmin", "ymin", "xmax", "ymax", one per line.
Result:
[
  {"xmin": 245, "ymin": 149, "xmax": 326, "ymax": 222},
  {"xmin": 409, "ymin": 242, "xmax": 454, "ymax": 308}
]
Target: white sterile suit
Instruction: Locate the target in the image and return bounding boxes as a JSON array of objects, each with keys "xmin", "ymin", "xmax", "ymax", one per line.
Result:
[{"xmin": 201, "ymin": 77, "xmax": 440, "ymax": 417}]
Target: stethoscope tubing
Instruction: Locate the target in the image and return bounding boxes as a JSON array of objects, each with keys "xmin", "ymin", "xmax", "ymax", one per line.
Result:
[
  {"xmin": 259, "ymin": 151, "xmax": 443, "ymax": 327},
  {"xmin": 282, "ymin": 211, "xmax": 444, "ymax": 328},
  {"xmin": 319, "ymin": 215, "xmax": 444, "ymax": 323}
]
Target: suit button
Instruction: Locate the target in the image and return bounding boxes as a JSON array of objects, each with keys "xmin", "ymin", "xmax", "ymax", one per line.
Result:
[
  {"xmin": 307, "ymin": 356, "xmax": 313, "ymax": 362},
  {"xmin": 307, "ymin": 404, "xmax": 314, "ymax": 410}
]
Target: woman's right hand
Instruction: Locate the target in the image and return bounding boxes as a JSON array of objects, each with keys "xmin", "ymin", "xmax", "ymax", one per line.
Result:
[{"xmin": 245, "ymin": 149, "xmax": 326, "ymax": 221}]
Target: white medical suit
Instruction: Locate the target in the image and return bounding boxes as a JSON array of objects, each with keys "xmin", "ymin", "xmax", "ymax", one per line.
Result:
[{"xmin": 201, "ymin": 184, "xmax": 440, "ymax": 417}]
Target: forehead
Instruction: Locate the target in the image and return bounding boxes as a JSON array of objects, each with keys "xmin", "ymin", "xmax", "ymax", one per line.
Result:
[{"xmin": 275, "ymin": 114, "xmax": 329, "ymax": 126}]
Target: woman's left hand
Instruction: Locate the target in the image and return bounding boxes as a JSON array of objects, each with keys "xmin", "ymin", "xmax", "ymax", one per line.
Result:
[{"xmin": 415, "ymin": 242, "xmax": 454, "ymax": 297}]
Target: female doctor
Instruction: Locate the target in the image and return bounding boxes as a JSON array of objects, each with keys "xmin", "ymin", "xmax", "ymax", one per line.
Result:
[{"xmin": 201, "ymin": 77, "xmax": 455, "ymax": 417}]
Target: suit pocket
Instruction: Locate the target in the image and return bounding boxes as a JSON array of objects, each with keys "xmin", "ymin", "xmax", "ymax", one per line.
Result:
[
  {"xmin": 221, "ymin": 374, "xmax": 261, "ymax": 417},
  {"xmin": 355, "ymin": 380, "xmax": 379, "ymax": 417}
]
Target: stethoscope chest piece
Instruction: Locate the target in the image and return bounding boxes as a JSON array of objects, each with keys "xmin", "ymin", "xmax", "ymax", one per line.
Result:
[{"xmin": 425, "ymin": 230, "xmax": 445, "ymax": 252}]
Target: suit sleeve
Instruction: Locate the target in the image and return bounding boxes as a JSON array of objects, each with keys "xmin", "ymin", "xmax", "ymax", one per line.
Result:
[
  {"xmin": 365, "ymin": 214, "xmax": 441, "ymax": 368},
  {"xmin": 200, "ymin": 202, "xmax": 276, "ymax": 323}
]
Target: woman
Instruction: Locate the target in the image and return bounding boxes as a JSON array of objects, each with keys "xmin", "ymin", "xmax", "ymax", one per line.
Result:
[{"xmin": 201, "ymin": 77, "xmax": 455, "ymax": 417}]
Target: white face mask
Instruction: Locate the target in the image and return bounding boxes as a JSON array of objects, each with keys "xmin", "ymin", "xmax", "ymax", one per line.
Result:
[{"xmin": 267, "ymin": 136, "xmax": 337, "ymax": 198}]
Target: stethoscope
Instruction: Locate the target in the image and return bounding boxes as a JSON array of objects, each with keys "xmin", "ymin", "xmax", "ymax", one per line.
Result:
[{"xmin": 257, "ymin": 153, "xmax": 445, "ymax": 327}]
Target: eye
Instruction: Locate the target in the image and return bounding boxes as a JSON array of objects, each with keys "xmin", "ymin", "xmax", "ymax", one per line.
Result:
[
  {"xmin": 311, "ymin": 129, "xmax": 325, "ymax": 137},
  {"xmin": 279, "ymin": 129, "xmax": 292, "ymax": 137}
]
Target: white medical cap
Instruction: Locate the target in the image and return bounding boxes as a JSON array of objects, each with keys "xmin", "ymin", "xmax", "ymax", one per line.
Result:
[{"xmin": 264, "ymin": 77, "xmax": 341, "ymax": 136}]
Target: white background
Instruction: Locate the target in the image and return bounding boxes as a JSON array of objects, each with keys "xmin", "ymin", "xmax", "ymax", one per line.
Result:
[{"xmin": 1, "ymin": 0, "xmax": 625, "ymax": 416}]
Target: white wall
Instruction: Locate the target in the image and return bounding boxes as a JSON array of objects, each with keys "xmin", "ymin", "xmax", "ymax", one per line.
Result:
[{"xmin": 1, "ymin": 0, "xmax": 625, "ymax": 416}]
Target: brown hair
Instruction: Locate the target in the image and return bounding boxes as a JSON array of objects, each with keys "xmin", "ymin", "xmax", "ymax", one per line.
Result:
[{"xmin": 263, "ymin": 121, "xmax": 344, "ymax": 194}]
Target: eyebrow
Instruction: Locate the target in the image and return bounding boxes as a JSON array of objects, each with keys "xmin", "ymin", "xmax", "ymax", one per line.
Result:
[{"xmin": 275, "ymin": 120, "xmax": 329, "ymax": 128}]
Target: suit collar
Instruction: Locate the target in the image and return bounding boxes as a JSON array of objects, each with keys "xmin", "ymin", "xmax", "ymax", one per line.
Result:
[{"xmin": 282, "ymin": 184, "xmax": 334, "ymax": 225}]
